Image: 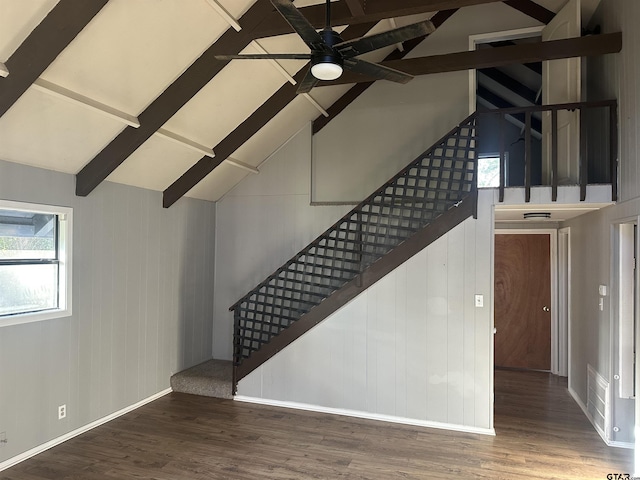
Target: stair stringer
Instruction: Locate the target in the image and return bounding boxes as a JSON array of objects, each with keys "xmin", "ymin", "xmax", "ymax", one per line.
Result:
[{"xmin": 233, "ymin": 192, "xmax": 477, "ymax": 385}]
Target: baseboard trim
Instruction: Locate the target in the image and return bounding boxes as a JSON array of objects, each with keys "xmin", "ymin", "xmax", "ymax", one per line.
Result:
[
  {"xmin": 0, "ymin": 388, "xmax": 173, "ymax": 472},
  {"xmin": 568, "ymin": 386, "xmax": 631, "ymax": 449},
  {"xmin": 234, "ymin": 395, "xmax": 495, "ymax": 436}
]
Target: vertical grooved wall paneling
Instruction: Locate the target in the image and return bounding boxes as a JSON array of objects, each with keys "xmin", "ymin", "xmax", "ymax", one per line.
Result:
[{"xmin": 0, "ymin": 159, "xmax": 215, "ymax": 463}]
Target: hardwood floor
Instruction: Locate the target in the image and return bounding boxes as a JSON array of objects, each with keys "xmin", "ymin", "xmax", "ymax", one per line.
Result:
[{"xmin": 1, "ymin": 370, "xmax": 633, "ymax": 479}]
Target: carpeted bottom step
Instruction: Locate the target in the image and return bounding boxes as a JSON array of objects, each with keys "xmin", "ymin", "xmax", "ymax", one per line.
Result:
[{"xmin": 170, "ymin": 359, "xmax": 233, "ymax": 399}]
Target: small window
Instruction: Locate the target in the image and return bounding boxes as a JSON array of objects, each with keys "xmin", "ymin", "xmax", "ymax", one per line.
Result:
[
  {"xmin": 477, "ymin": 155, "xmax": 503, "ymax": 188},
  {"xmin": 0, "ymin": 200, "xmax": 72, "ymax": 327}
]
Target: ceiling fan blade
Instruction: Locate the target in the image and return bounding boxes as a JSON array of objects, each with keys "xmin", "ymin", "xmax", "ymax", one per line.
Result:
[
  {"xmin": 296, "ymin": 66, "xmax": 319, "ymax": 94},
  {"xmin": 336, "ymin": 20, "xmax": 435, "ymax": 58},
  {"xmin": 214, "ymin": 53, "xmax": 311, "ymax": 60},
  {"xmin": 344, "ymin": 58, "xmax": 413, "ymax": 84},
  {"xmin": 271, "ymin": 0, "xmax": 324, "ymax": 50}
]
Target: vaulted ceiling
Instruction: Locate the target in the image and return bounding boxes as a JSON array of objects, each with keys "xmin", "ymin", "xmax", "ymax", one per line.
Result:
[{"xmin": 0, "ymin": 0, "xmax": 615, "ymax": 207}]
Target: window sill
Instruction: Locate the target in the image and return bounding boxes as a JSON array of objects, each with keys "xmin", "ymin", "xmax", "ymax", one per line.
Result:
[{"xmin": 0, "ymin": 308, "xmax": 72, "ymax": 328}]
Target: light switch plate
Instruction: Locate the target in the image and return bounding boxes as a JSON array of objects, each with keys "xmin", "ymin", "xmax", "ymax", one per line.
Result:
[
  {"xmin": 599, "ymin": 285, "xmax": 607, "ymax": 296},
  {"xmin": 475, "ymin": 294, "xmax": 484, "ymax": 307}
]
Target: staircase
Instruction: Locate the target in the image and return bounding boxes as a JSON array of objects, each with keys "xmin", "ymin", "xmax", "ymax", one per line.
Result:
[{"xmin": 230, "ymin": 114, "xmax": 479, "ymax": 390}]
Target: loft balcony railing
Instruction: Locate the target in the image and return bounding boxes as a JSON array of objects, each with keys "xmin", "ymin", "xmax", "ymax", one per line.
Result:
[{"xmin": 476, "ymin": 99, "xmax": 617, "ymax": 202}]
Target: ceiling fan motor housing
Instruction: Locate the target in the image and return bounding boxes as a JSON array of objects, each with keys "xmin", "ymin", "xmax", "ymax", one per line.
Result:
[{"xmin": 311, "ymin": 29, "xmax": 344, "ymax": 80}]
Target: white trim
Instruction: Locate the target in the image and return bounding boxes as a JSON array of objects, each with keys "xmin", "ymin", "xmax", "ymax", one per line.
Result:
[
  {"xmin": 302, "ymin": 93, "xmax": 329, "ymax": 117},
  {"xmin": 155, "ymin": 129, "xmax": 215, "ymax": 158},
  {"xmin": 558, "ymin": 227, "xmax": 571, "ymax": 377},
  {"xmin": 0, "ymin": 62, "xmax": 8, "ymax": 78},
  {"xmin": 204, "ymin": 0, "xmax": 241, "ymax": 31},
  {"xmin": 234, "ymin": 396, "xmax": 496, "ymax": 436},
  {"xmin": 31, "ymin": 79, "xmax": 140, "ymax": 128},
  {"xmin": 494, "ymin": 228, "xmax": 560, "ymax": 374},
  {"xmin": 0, "ymin": 388, "xmax": 172, "ymax": 472},
  {"xmin": 225, "ymin": 157, "xmax": 259, "ymax": 174}
]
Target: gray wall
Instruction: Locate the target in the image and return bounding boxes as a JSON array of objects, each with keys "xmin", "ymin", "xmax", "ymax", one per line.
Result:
[
  {"xmin": 213, "ymin": 126, "xmax": 350, "ymax": 360},
  {"xmin": 564, "ymin": 0, "xmax": 640, "ymax": 445},
  {"xmin": 0, "ymin": 159, "xmax": 215, "ymax": 463}
]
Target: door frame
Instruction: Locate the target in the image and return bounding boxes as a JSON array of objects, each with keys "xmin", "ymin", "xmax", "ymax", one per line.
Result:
[
  {"xmin": 495, "ymin": 228, "xmax": 562, "ymax": 374},
  {"xmin": 468, "ymin": 26, "xmax": 545, "ymax": 115}
]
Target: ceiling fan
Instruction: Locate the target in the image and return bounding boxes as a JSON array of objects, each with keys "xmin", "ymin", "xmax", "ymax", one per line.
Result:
[{"xmin": 215, "ymin": 0, "xmax": 435, "ymax": 94}]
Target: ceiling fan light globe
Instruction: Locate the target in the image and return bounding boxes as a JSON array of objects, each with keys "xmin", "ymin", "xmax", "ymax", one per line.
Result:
[{"xmin": 311, "ymin": 62, "xmax": 343, "ymax": 81}]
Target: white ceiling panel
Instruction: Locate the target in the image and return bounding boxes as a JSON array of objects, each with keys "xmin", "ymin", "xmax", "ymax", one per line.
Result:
[
  {"xmin": 106, "ymin": 135, "xmax": 203, "ymax": 192},
  {"xmin": 185, "ymin": 162, "xmax": 250, "ymax": 202},
  {"xmin": 161, "ymin": 51, "xmax": 292, "ymax": 149},
  {"xmin": 40, "ymin": 0, "xmax": 229, "ymax": 116},
  {"xmin": 0, "ymin": 86, "xmax": 125, "ymax": 173},
  {"xmin": 0, "ymin": 0, "xmax": 59, "ymax": 63}
]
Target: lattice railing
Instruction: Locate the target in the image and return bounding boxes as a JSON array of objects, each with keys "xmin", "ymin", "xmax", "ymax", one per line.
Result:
[{"xmin": 230, "ymin": 114, "xmax": 478, "ymax": 374}]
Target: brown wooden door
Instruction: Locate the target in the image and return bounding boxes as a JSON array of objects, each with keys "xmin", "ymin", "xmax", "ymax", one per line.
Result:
[{"xmin": 494, "ymin": 234, "xmax": 551, "ymax": 370}]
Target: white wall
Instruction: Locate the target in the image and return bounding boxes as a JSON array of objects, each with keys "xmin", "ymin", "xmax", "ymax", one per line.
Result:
[
  {"xmin": 312, "ymin": 3, "xmax": 543, "ymax": 203},
  {"xmin": 0, "ymin": 159, "xmax": 215, "ymax": 464},
  {"xmin": 237, "ymin": 191, "xmax": 494, "ymax": 432}
]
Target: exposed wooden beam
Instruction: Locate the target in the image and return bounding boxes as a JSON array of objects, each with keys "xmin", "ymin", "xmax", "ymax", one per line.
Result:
[
  {"xmin": 503, "ymin": 0, "xmax": 555, "ymax": 24},
  {"xmin": 255, "ymin": 0, "xmax": 501, "ymax": 38},
  {"xmin": 75, "ymin": 0, "xmax": 275, "ymax": 197},
  {"xmin": 344, "ymin": 0, "xmax": 366, "ymax": 17},
  {"xmin": 313, "ymin": 9, "xmax": 458, "ymax": 134},
  {"xmin": 323, "ymin": 32, "xmax": 622, "ymax": 85},
  {"xmin": 79, "ymin": 0, "xmax": 489, "ymax": 198},
  {"xmin": 0, "ymin": 0, "xmax": 108, "ymax": 118},
  {"xmin": 163, "ymin": 22, "xmax": 375, "ymax": 208},
  {"xmin": 488, "ymin": 40, "xmax": 542, "ymax": 74}
]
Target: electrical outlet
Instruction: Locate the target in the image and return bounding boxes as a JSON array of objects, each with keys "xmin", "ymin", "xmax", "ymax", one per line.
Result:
[
  {"xmin": 0, "ymin": 431, "xmax": 7, "ymax": 447},
  {"xmin": 58, "ymin": 404, "xmax": 66, "ymax": 420}
]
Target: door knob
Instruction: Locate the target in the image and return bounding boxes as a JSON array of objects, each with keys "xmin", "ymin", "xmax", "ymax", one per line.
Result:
[{"xmin": 542, "ymin": 306, "xmax": 550, "ymax": 312}]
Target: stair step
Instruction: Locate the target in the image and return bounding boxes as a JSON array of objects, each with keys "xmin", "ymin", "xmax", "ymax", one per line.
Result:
[{"xmin": 170, "ymin": 359, "xmax": 233, "ymax": 399}]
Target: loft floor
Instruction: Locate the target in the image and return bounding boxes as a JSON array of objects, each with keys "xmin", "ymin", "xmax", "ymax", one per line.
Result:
[{"xmin": 2, "ymin": 370, "xmax": 632, "ymax": 479}]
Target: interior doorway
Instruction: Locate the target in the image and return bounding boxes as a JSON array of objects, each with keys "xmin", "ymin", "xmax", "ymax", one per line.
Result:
[{"xmin": 495, "ymin": 232, "xmax": 552, "ymax": 370}]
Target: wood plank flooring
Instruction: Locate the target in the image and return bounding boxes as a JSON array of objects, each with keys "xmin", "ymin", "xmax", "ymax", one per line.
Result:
[{"xmin": 1, "ymin": 370, "xmax": 633, "ymax": 479}]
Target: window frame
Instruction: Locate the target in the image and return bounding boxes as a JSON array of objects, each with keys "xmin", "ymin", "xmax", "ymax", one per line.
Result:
[
  {"xmin": 477, "ymin": 153, "xmax": 508, "ymax": 189},
  {"xmin": 0, "ymin": 199, "xmax": 72, "ymax": 327}
]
